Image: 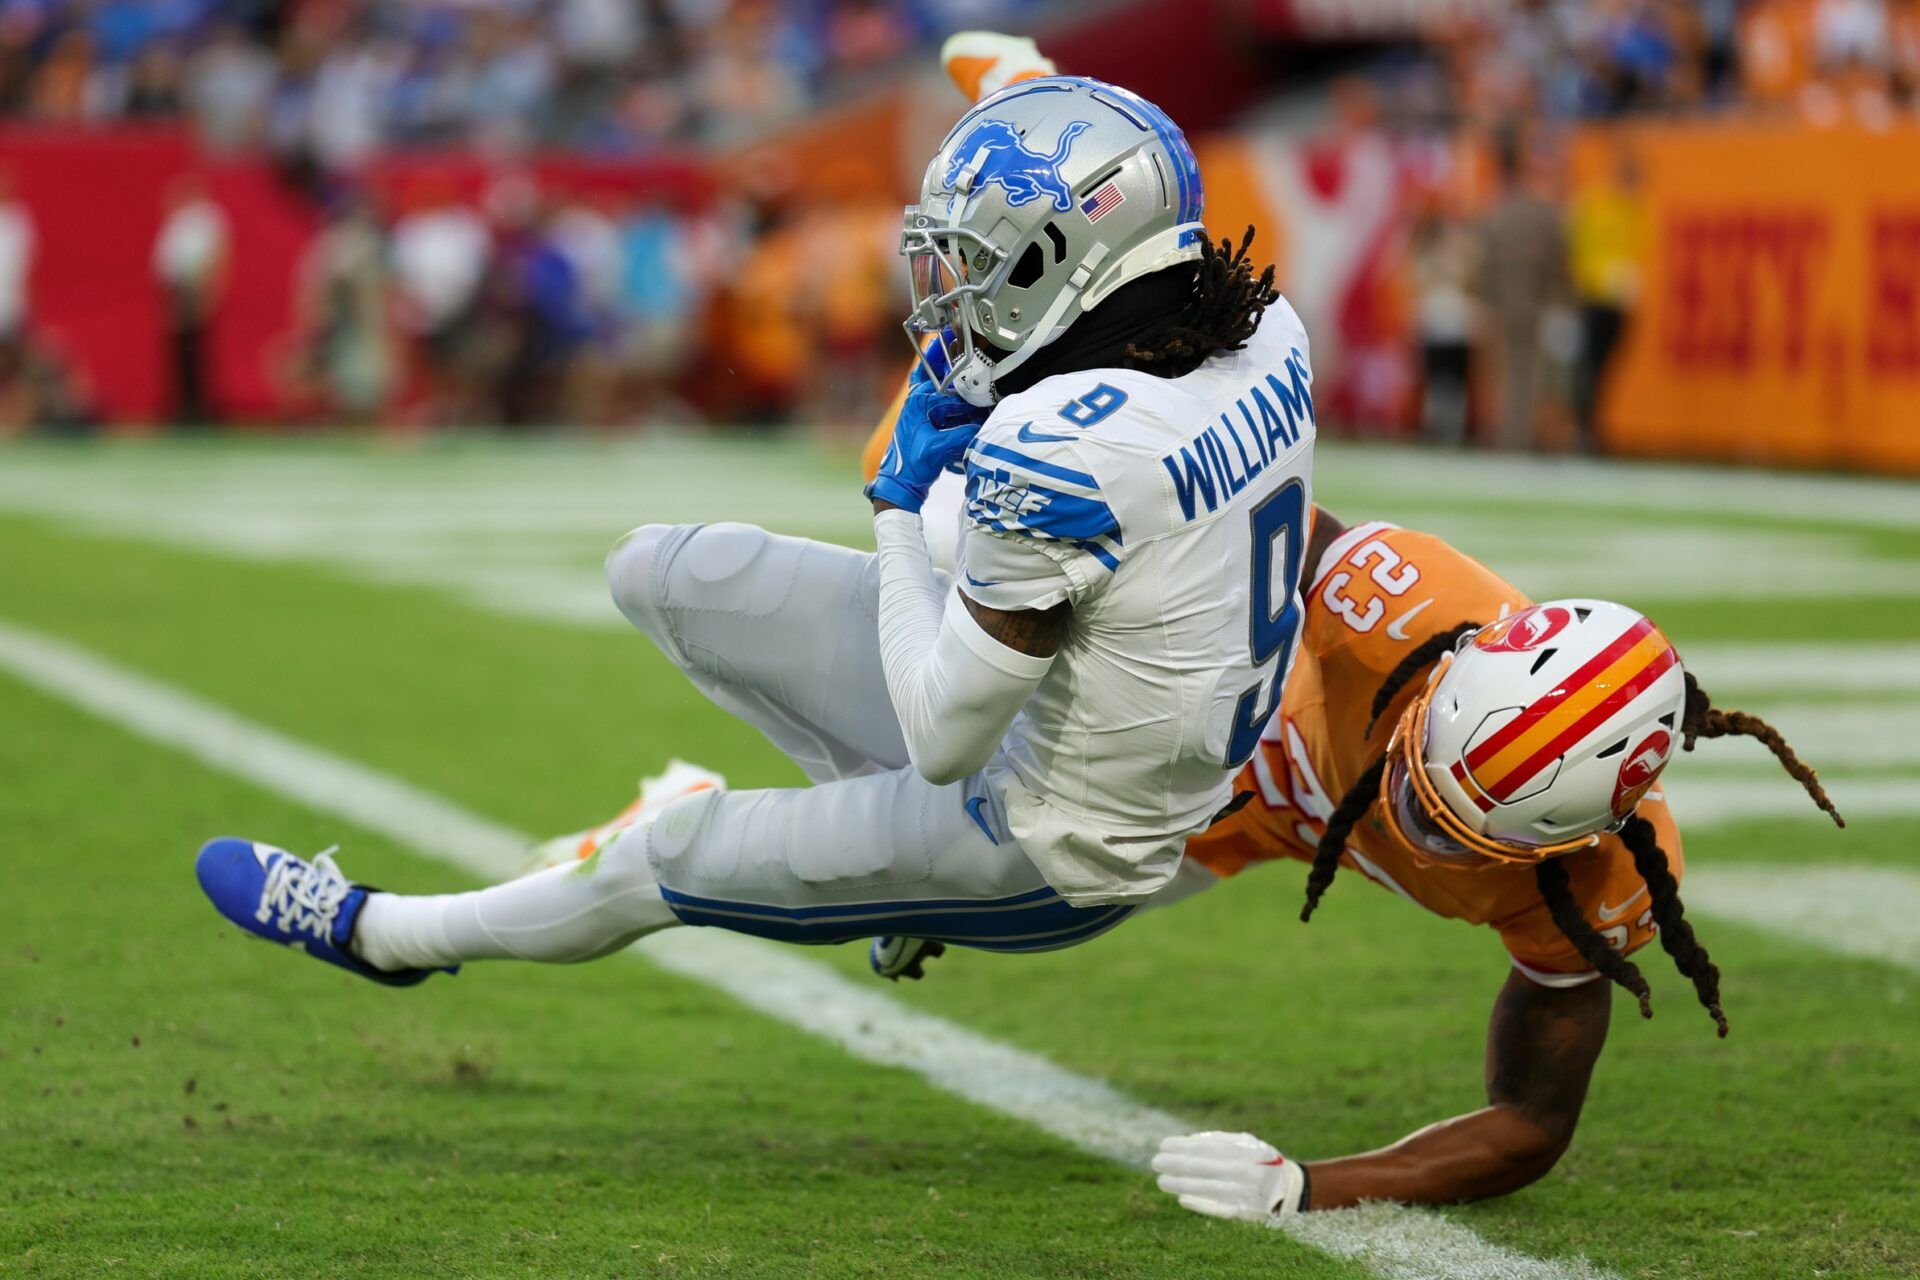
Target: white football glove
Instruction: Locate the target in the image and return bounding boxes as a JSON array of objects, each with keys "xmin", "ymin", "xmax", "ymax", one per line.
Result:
[{"xmin": 1152, "ymin": 1131, "xmax": 1310, "ymax": 1221}]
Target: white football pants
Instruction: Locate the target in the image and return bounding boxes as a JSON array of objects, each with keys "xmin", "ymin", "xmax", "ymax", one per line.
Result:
[{"xmin": 355, "ymin": 523, "xmax": 1147, "ymax": 972}]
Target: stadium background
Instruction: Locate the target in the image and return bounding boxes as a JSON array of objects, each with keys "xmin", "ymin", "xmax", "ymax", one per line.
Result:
[
  {"xmin": 0, "ymin": 3, "xmax": 1916, "ymax": 1279},
  {"xmin": 0, "ymin": 0, "xmax": 1912, "ymax": 471}
]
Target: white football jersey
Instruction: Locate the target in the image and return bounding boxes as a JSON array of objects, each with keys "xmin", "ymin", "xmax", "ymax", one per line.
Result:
[{"xmin": 959, "ymin": 299, "xmax": 1317, "ymax": 904}]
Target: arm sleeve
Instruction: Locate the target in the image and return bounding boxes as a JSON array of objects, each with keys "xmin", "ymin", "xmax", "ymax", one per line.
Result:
[{"xmin": 873, "ymin": 508, "xmax": 1055, "ymax": 785}]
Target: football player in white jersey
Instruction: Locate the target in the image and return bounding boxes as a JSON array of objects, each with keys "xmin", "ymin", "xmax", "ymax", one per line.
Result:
[{"xmin": 193, "ymin": 78, "xmax": 1317, "ymax": 1000}]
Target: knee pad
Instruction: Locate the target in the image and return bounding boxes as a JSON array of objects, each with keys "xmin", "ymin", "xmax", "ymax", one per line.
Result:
[
  {"xmin": 605, "ymin": 523, "xmax": 693, "ymax": 652},
  {"xmin": 609, "ymin": 522, "xmax": 805, "ymax": 632},
  {"xmin": 634, "ymin": 786, "xmax": 728, "ymax": 891}
]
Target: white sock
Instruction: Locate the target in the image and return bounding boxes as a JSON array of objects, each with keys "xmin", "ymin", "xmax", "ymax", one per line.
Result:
[{"xmin": 353, "ymin": 834, "xmax": 677, "ymax": 970}]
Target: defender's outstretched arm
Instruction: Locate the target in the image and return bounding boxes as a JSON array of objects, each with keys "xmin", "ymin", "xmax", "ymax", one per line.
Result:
[
  {"xmin": 1156, "ymin": 972, "xmax": 1610, "ymax": 1215},
  {"xmin": 1306, "ymin": 970, "xmax": 1610, "ymax": 1208}
]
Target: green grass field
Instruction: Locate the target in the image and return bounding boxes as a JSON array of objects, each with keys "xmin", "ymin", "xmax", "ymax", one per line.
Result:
[{"xmin": 0, "ymin": 437, "xmax": 1914, "ymax": 1279}]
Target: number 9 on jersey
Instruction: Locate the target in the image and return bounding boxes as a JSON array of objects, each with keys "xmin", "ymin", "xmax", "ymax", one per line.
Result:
[{"xmin": 1224, "ymin": 479, "xmax": 1306, "ymax": 769}]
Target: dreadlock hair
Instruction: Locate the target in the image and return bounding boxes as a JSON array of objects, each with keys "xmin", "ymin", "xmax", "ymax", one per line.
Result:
[
  {"xmin": 1302, "ymin": 622, "xmax": 1483, "ymax": 923},
  {"xmin": 1364, "ymin": 623, "xmax": 1486, "ymax": 738},
  {"xmin": 1301, "ymin": 754, "xmax": 1387, "ymax": 924},
  {"xmin": 1534, "ymin": 855, "xmax": 1654, "ymax": 1019},
  {"xmin": 1120, "ymin": 226, "xmax": 1278, "ymax": 378},
  {"xmin": 1297, "ymin": 628, "xmax": 1847, "ymax": 1037},
  {"xmin": 1533, "ymin": 812, "xmax": 1729, "ymax": 1034},
  {"xmin": 1680, "ymin": 671, "xmax": 1844, "ymax": 828},
  {"xmin": 1623, "ymin": 814, "xmax": 1727, "ymax": 1036}
]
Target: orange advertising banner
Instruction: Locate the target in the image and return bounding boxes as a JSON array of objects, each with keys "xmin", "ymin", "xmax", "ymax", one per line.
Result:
[{"xmin": 1579, "ymin": 122, "xmax": 1920, "ymax": 475}]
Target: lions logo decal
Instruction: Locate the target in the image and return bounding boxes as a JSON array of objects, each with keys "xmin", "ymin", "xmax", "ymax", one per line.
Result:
[{"xmin": 945, "ymin": 118, "xmax": 1091, "ymax": 212}]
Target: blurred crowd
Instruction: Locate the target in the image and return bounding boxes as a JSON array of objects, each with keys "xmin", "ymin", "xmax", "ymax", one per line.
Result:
[
  {"xmin": 0, "ymin": 0, "xmax": 1007, "ymax": 432},
  {"xmin": 1402, "ymin": 0, "xmax": 1920, "ymax": 129},
  {"xmin": 0, "ymin": 155, "xmax": 909, "ymax": 432},
  {"xmin": 0, "ymin": 1, "xmax": 1914, "ymax": 441},
  {"xmin": 1397, "ymin": 129, "xmax": 1639, "ymax": 456},
  {"xmin": 1351, "ymin": 0, "xmax": 1920, "ymax": 453},
  {"xmin": 0, "ymin": 0, "xmax": 1039, "ymax": 162},
  {"xmin": 279, "ymin": 179, "xmax": 899, "ymax": 429}
]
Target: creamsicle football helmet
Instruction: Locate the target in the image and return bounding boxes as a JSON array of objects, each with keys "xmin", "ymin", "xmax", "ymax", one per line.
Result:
[{"xmin": 1382, "ymin": 600, "xmax": 1688, "ymax": 865}]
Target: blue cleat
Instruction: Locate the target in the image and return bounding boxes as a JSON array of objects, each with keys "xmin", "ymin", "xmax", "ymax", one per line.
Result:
[{"xmin": 195, "ymin": 838, "xmax": 453, "ymax": 988}]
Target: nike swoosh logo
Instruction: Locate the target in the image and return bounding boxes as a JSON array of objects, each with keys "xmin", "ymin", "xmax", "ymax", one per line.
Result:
[
  {"xmin": 965, "ymin": 796, "xmax": 1000, "ymax": 845},
  {"xmin": 1598, "ymin": 885, "xmax": 1648, "ymax": 922},
  {"xmin": 1385, "ymin": 598, "xmax": 1435, "ymax": 641},
  {"xmin": 963, "ymin": 572, "xmax": 1000, "ymax": 588},
  {"xmin": 1017, "ymin": 422, "xmax": 1075, "ymax": 444}
]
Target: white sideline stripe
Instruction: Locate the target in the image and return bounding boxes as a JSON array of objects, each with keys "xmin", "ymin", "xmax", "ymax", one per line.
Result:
[
  {"xmin": 1311, "ymin": 444, "xmax": 1920, "ymax": 530},
  {"xmin": 1687, "ymin": 865, "xmax": 1920, "ymax": 971},
  {"xmin": 1663, "ymin": 776, "xmax": 1920, "ymax": 826},
  {"xmin": 0, "ymin": 615, "xmax": 1616, "ymax": 1280},
  {"xmin": 1678, "ymin": 644, "xmax": 1920, "ymax": 694},
  {"xmin": 1669, "ymin": 703, "xmax": 1920, "ymax": 766}
]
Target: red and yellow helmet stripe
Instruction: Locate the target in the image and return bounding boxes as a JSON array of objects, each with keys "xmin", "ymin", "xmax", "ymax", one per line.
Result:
[
  {"xmin": 1452, "ymin": 617, "xmax": 1679, "ymax": 811},
  {"xmin": 1387, "ymin": 679, "xmax": 1599, "ymax": 865}
]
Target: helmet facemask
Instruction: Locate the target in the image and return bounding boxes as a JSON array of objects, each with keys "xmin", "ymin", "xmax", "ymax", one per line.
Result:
[
  {"xmin": 899, "ymin": 217, "xmax": 1010, "ymax": 406},
  {"xmin": 900, "ymin": 205, "xmax": 1105, "ymax": 408}
]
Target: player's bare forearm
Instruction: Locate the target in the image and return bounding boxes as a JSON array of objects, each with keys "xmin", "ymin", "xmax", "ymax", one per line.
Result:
[
  {"xmin": 1303, "ymin": 971, "xmax": 1610, "ymax": 1208},
  {"xmin": 961, "ymin": 591, "xmax": 1070, "ymax": 657},
  {"xmin": 1303, "ymin": 1104, "xmax": 1569, "ymax": 1209}
]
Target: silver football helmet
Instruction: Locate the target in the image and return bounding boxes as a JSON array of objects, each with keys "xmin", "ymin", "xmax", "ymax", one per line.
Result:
[{"xmin": 900, "ymin": 76, "xmax": 1206, "ymax": 407}]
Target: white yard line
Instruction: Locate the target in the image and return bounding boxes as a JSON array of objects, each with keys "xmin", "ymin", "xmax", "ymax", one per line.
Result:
[
  {"xmin": 1676, "ymin": 644, "xmax": 1920, "ymax": 694},
  {"xmin": 1666, "ymin": 703, "xmax": 1920, "ymax": 767},
  {"xmin": 0, "ymin": 615, "xmax": 1616, "ymax": 1280},
  {"xmin": 1682, "ymin": 866, "xmax": 1920, "ymax": 971},
  {"xmin": 1310, "ymin": 444, "xmax": 1920, "ymax": 530},
  {"xmin": 4, "ymin": 444, "xmax": 1920, "ymax": 607},
  {"xmin": 1665, "ymin": 776, "xmax": 1920, "ymax": 826},
  {"xmin": 5, "ymin": 433, "xmax": 1918, "ymax": 529}
]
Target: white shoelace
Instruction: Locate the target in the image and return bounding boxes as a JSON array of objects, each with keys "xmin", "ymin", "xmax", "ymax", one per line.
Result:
[{"xmin": 253, "ymin": 846, "xmax": 352, "ymax": 944}]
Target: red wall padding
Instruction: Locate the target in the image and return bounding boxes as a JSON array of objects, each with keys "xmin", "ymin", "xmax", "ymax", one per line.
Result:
[
  {"xmin": 0, "ymin": 126, "xmax": 712, "ymax": 424},
  {"xmin": 0, "ymin": 126, "xmax": 314, "ymax": 422}
]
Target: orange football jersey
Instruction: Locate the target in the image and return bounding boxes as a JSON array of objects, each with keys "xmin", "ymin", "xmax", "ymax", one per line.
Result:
[{"xmin": 1186, "ymin": 520, "xmax": 1683, "ymax": 985}]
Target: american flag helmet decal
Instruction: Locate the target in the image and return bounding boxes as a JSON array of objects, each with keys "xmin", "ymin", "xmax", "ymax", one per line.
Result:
[{"xmin": 1080, "ymin": 179, "xmax": 1125, "ymax": 222}]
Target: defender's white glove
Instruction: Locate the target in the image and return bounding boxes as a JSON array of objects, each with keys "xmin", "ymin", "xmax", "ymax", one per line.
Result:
[{"xmin": 1152, "ymin": 1131, "xmax": 1310, "ymax": 1221}]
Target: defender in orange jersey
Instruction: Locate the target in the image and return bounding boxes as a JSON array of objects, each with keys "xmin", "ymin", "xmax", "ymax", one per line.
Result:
[
  {"xmin": 1185, "ymin": 516, "xmax": 1683, "ymax": 991},
  {"xmin": 1147, "ymin": 509, "xmax": 1844, "ymax": 1220}
]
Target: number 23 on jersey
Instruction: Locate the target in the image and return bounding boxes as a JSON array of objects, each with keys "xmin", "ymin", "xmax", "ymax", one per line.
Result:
[{"xmin": 1322, "ymin": 536, "xmax": 1423, "ymax": 634}]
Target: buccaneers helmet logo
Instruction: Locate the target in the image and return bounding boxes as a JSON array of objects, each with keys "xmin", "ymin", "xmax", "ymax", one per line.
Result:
[
  {"xmin": 1610, "ymin": 729, "xmax": 1674, "ymax": 817},
  {"xmin": 1474, "ymin": 605, "xmax": 1574, "ymax": 654}
]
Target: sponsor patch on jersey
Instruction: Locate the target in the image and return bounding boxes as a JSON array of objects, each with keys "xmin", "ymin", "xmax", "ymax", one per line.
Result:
[
  {"xmin": 1610, "ymin": 728, "xmax": 1673, "ymax": 817},
  {"xmin": 1474, "ymin": 605, "xmax": 1573, "ymax": 654}
]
